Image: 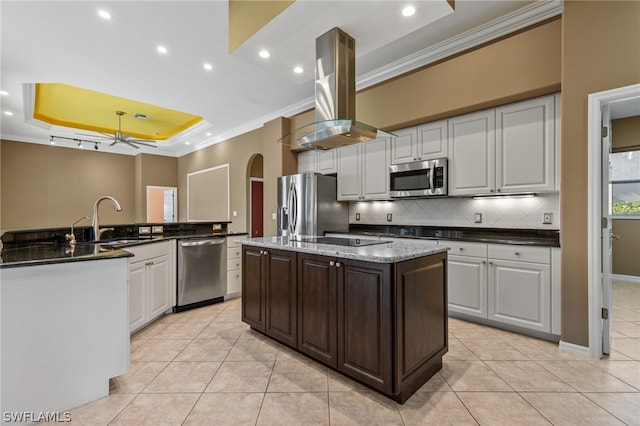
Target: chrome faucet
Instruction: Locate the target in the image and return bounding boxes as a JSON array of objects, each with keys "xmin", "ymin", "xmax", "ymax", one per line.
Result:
[
  {"xmin": 65, "ymin": 215, "xmax": 89, "ymax": 245},
  {"xmin": 92, "ymin": 196, "xmax": 122, "ymax": 241}
]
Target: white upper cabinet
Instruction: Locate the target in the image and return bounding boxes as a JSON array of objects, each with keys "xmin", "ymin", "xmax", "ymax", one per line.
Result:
[
  {"xmin": 391, "ymin": 119, "xmax": 448, "ymax": 164},
  {"xmin": 496, "ymin": 95, "xmax": 556, "ymax": 193},
  {"xmin": 298, "ymin": 150, "xmax": 318, "ymax": 174},
  {"xmin": 448, "ymin": 109, "xmax": 496, "ymax": 196},
  {"xmin": 337, "ymin": 137, "xmax": 390, "ymax": 201},
  {"xmin": 317, "ymin": 149, "xmax": 338, "ymax": 174},
  {"xmin": 448, "ymin": 94, "xmax": 557, "ymax": 196},
  {"xmin": 298, "ymin": 149, "xmax": 338, "ymax": 174}
]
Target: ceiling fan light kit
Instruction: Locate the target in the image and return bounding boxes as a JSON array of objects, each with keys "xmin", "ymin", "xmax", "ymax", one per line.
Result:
[{"xmin": 50, "ymin": 110, "xmax": 158, "ymax": 150}]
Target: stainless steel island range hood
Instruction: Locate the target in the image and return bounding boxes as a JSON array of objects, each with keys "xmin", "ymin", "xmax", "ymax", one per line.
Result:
[{"xmin": 282, "ymin": 27, "xmax": 388, "ymax": 150}]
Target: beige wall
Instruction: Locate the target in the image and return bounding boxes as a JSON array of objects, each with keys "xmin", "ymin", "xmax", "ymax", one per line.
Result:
[
  {"xmin": 612, "ymin": 116, "xmax": 640, "ymax": 151},
  {"xmin": 134, "ymin": 153, "xmax": 178, "ymax": 222},
  {"xmin": 177, "ymin": 128, "xmax": 264, "ymax": 233},
  {"xmin": 356, "ymin": 19, "xmax": 561, "ymax": 131},
  {"xmin": 561, "ymin": 1, "xmax": 640, "ymax": 346},
  {"xmin": 612, "ymin": 220, "xmax": 640, "ymax": 277},
  {"xmin": 0, "ymin": 139, "xmax": 3, "ymax": 233},
  {"xmin": 0, "ymin": 140, "xmax": 135, "ymax": 230}
]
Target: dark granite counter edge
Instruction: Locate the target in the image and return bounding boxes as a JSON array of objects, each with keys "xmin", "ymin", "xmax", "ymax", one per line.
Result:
[
  {"xmin": 0, "ymin": 249, "xmax": 133, "ymax": 269},
  {"xmin": 341, "ymin": 224, "xmax": 560, "ymax": 247}
]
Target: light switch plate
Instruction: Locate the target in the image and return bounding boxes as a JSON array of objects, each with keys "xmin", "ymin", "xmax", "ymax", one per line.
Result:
[
  {"xmin": 474, "ymin": 213, "xmax": 482, "ymax": 223},
  {"xmin": 543, "ymin": 212, "xmax": 553, "ymax": 224},
  {"xmin": 355, "ymin": 213, "xmax": 360, "ymax": 221},
  {"xmin": 139, "ymin": 226, "xmax": 151, "ymax": 235},
  {"xmin": 387, "ymin": 213, "xmax": 392, "ymax": 222},
  {"xmin": 212, "ymin": 224, "xmax": 222, "ymax": 231},
  {"xmin": 152, "ymin": 226, "xmax": 163, "ymax": 234},
  {"xmin": 272, "ymin": 213, "xmax": 277, "ymax": 221}
]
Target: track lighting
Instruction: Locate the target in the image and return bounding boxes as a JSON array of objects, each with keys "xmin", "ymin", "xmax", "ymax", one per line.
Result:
[
  {"xmin": 94, "ymin": 143, "xmax": 99, "ymax": 151},
  {"xmin": 77, "ymin": 140, "xmax": 82, "ymax": 148},
  {"xmin": 48, "ymin": 135, "xmax": 104, "ymax": 150}
]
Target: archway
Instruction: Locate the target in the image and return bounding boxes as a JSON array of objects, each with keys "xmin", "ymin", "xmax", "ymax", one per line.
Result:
[{"xmin": 247, "ymin": 154, "xmax": 264, "ymax": 237}]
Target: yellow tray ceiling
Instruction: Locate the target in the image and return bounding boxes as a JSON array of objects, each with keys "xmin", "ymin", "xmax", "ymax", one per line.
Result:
[{"xmin": 34, "ymin": 83, "xmax": 202, "ymax": 140}]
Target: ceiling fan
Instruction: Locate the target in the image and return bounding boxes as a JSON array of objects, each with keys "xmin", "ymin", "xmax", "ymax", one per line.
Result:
[{"xmin": 75, "ymin": 110, "xmax": 158, "ymax": 149}]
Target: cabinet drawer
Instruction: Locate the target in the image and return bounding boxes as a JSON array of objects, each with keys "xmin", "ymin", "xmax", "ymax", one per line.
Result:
[
  {"xmin": 488, "ymin": 244, "xmax": 550, "ymax": 264},
  {"xmin": 441, "ymin": 240, "xmax": 487, "ymax": 258},
  {"xmin": 126, "ymin": 240, "xmax": 173, "ymax": 264},
  {"xmin": 227, "ymin": 246, "xmax": 242, "ymax": 260},
  {"xmin": 226, "ymin": 237, "xmax": 244, "ymax": 248},
  {"xmin": 227, "ymin": 258, "xmax": 242, "ymax": 271}
]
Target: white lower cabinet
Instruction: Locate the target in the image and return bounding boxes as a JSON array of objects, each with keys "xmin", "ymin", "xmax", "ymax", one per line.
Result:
[
  {"xmin": 445, "ymin": 240, "xmax": 555, "ymax": 335},
  {"xmin": 226, "ymin": 236, "xmax": 243, "ymax": 297},
  {"xmin": 127, "ymin": 240, "xmax": 175, "ymax": 334}
]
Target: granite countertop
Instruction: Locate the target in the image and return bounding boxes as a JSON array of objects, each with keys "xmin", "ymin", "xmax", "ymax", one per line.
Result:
[
  {"xmin": 0, "ymin": 231, "xmax": 249, "ymax": 269},
  {"xmin": 344, "ymin": 224, "xmax": 560, "ymax": 247},
  {"xmin": 237, "ymin": 236, "xmax": 447, "ymax": 263},
  {"xmin": 0, "ymin": 243, "xmax": 133, "ymax": 269}
]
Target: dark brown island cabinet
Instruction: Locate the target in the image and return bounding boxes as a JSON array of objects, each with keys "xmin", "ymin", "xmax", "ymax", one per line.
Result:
[{"xmin": 241, "ymin": 245, "xmax": 448, "ymax": 403}]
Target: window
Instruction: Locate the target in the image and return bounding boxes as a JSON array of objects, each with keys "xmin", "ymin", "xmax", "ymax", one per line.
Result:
[{"xmin": 611, "ymin": 150, "xmax": 640, "ymax": 216}]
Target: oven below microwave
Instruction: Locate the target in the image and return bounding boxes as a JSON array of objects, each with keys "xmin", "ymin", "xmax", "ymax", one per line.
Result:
[{"xmin": 389, "ymin": 158, "xmax": 447, "ymax": 198}]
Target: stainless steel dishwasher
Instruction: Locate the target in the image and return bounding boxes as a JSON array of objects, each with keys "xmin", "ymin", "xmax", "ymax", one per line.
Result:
[{"xmin": 176, "ymin": 237, "xmax": 227, "ymax": 312}]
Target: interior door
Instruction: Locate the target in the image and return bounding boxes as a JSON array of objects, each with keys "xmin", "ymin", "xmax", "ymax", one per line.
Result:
[
  {"xmin": 251, "ymin": 180, "xmax": 264, "ymax": 237},
  {"xmin": 601, "ymin": 103, "xmax": 613, "ymax": 355}
]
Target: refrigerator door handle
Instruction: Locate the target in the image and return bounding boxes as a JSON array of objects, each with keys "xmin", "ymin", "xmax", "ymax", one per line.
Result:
[{"xmin": 289, "ymin": 183, "xmax": 298, "ymax": 235}]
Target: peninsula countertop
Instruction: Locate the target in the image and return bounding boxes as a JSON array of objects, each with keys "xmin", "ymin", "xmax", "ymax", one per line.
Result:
[{"xmin": 237, "ymin": 235, "xmax": 447, "ymax": 263}]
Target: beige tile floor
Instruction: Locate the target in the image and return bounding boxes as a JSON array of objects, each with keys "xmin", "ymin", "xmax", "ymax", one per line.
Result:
[{"xmin": 48, "ymin": 280, "xmax": 640, "ymax": 425}]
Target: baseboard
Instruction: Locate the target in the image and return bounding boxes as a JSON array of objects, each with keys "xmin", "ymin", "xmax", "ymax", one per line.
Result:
[
  {"xmin": 611, "ymin": 274, "xmax": 640, "ymax": 284},
  {"xmin": 559, "ymin": 340, "xmax": 591, "ymax": 357}
]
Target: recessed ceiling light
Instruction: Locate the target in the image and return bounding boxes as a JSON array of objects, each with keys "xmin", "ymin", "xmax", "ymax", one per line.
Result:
[
  {"xmin": 157, "ymin": 45, "xmax": 168, "ymax": 54},
  {"xmin": 206, "ymin": 132, "xmax": 212, "ymax": 137},
  {"xmin": 98, "ymin": 9, "xmax": 111, "ymax": 20},
  {"xmin": 4, "ymin": 111, "xmax": 13, "ymax": 116},
  {"xmin": 203, "ymin": 63, "xmax": 213, "ymax": 71},
  {"xmin": 293, "ymin": 66, "xmax": 304, "ymax": 74},
  {"xmin": 259, "ymin": 50, "xmax": 270, "ymax": 59},
  {"xmin": 185, "ymin": 141, "xmax": 190, "ymax": 145},
  {"xmin": 402, "ymin": 5, "xmax": 416, "ymax": 17},
  {"xmin": 0, "ymin": 90, "xmax": 8, "ymax": 96}
]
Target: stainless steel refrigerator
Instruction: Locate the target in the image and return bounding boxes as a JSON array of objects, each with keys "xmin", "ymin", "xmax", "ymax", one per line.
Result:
[{"xmin": 277, "ymin": 172, "xmax": 349, "ymax": 237}]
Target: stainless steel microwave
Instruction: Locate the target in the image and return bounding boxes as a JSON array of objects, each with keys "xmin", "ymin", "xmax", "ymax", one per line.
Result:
[{"xmin": 389, "ymin": 159, "xmax": 448, "ymax": 198}]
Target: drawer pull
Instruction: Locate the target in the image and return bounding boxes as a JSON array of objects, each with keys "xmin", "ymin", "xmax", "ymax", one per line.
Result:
[
  {"xmin": 514, "ymin": 252, "xmax": 520, "ymax": 256},
  {"xmin": 459, "ymin": 247, "xmax": 464, "ymax": 252},
  {"xmin": 145, "ymin": 261, "xmax": 154, "ymax": 266},
  {"xmin": 330, "ymin": 261, "xmax": 335, "ymax": 266},
  {"xmin": 336, "ymin": 262, "xmax": 342, "ymax": 268}
]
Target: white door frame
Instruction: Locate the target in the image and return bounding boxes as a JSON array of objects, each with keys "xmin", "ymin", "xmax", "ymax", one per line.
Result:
[
  {"xmin": 146, "ymin": 186, "xmax": 177, "ymax": 222},
  {"xmin": 587, "ymin": 83, "xmax": 640, "ymax": 358}
]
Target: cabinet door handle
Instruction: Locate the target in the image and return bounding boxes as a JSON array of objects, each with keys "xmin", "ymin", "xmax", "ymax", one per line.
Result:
[
  {"xmin": 458, "ymin": 247, "xmax": 464, "ymax": 252},
  {"xmin": 490, "ymin": 189, "xmax": 495, "ymax": 193},
  {"xmin": 481, "ymin": 260, "xmax": 486, "ymax": 264},
  {"xmin": 514, "ymin": 252, "xmax": 520, "ymax": 256},
  {"xmin": 497, "ymin": 188, "xmax": 501, "ymax": 192},
  {"xmin": 488, "ymin": 261, "xmax": 493, "ymax": 265},
  {"xmin": 336, "ymin": 262, "xmax": 342, "ymax": 268},
  {"xmin": 329, "ymin": 261, "xmax": 335, "ymax": 267},
  {"xmin": 145, "ymin": 261, "xmax": 154, "ymax": 266}
]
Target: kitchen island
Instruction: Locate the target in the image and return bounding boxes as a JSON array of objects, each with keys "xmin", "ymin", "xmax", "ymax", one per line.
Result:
[{"xmin": 239, "ymin": 236, "xmax": 448, "ymax": 403}]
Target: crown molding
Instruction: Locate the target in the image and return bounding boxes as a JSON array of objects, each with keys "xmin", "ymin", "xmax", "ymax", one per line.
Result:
[{"xmin": 357, "ymin": 0, "xmax": 563, "ymax": 91}]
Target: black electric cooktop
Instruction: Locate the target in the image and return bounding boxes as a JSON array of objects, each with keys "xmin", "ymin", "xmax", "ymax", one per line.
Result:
[{"xmin": 293, "ymin": 236, "xmax": 389, "ymax": 247}]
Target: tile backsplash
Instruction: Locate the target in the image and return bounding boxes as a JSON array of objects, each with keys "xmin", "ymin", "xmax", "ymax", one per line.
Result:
[{"xmin": 350, "ymin": 194, "xmax": 560, "ymax": 229}]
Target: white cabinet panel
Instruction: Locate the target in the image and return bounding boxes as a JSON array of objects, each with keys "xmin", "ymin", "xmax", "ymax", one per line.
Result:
[
  {"xmin": 297, "ymin": 150, "xmax": 318, "ymax": 173},
  {"xmin": 147, "ymin": 255, "xmax": 172, "ymax": 320},
  {"xmin": 317, "ymin": 149, "xmax": 338, "ymax": 174},
  {"xmin": 417, "ymin": 120, "xmax": 448, "ymax": 160},
  {"xmin": 488, "ymin": 259, "xmax": 551, "ymax": 333},
  {"xmin": 496, "ymin": 95, "xmax": 555, "ymax": 193},
  {"xmin": 448, "ymin": 254, "xmax": 488, "ymax": 318},
  {"xmin": 226, "ymin": 236, "xmax": 243, "ymax": 297},
  {"xmin": 127, "ymin": 240, "xmax": 175, "ymax": 334},
  {"xmin": 337, "ymin": 143, "xmax": 362, "ymax": 200},
  {"xmin": 448, "ymin": 109, "xmax": 496, "ymax": 196},
  {"xmin": 391, "ymin": 128, "xmax": 418, "ymax": 164},
  {"xmin": 488, "ymin": 244, "xmax": 550, "ymax": 264},
  {"xmin": 337, "ymin": 138, "xmax": 390, "ymax": 201},
  {"xmin": 362, "ymin": 137, "xmax": 390, "ymax": 199},
  {"xmin": 128, "ymin": 261, "xmax": 146, "ymax": 332}
]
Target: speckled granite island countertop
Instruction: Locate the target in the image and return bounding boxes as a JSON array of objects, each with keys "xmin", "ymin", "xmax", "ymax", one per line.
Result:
[{"xmin": 237, "ymin": 235, "xmax": 447, "ymax": 263}]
